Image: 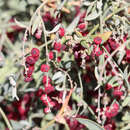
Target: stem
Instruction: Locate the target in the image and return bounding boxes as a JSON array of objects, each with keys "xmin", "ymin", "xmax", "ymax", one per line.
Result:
[
  {"xmin": 99, "ymin": 0, "xmax": 103, "ymax": 33},
  {"xmin": 97, "ymin": 88, "xmax": 101, "ymax": 124},
  {"xmin": 78, "ymin": 71, "xmax": 83, "ymax": 99},
  {"xmin": 0, "ymin": 107, "xmax": 13, "ymax": 130}
]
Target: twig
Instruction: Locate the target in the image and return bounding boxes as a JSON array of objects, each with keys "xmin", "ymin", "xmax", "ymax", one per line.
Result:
[
  {"xmin": 0, "ymin": 107, "xmax": 13, "ymax": 130},
  {"xmin": 95, "ymin": 43, "xmax": 125, "ymax": 90},
  {"xmin": 78, "ymin": 71, "xmax": 83, "ymax": 99}
]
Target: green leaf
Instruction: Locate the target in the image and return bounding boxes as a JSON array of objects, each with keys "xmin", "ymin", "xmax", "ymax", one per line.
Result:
[
  {"xmin": 31, "ymin": 15, "xmax": 42, "ymax": 35},
  {"xmin": 0, "ymin": 59, "xmax": 17, "ymax": 84},
  {"xmin": 122, "ymin": 112, "xmax": 130, "ymax": 121},
  {"xmin": 10, "ymin": 120, "xmax": 29, "ymax": 130},
  {"xmin": 122, "ymin": 96, "xmax": 130, "ymax": 107},
  {"xmin": 83, "ymin": 1, "xmax": 94, "ymax": 6},
  {"xmin": 52, "ymin": 71, "xmax": 65, "ymax": 84},
  {"xmin": 66, "ymin": 15, "xmax": 80, "ymax": 34},
  {"xmin": 80, "ymin": 40, "xmax": 89, "ymax": 48},
  {"xmin": 14, "ymin": 19, "xmax": 29, "ymax": 29},
  {"xmin": 46, "ymin": 24, "xmax": 61, "ymax": 34},
  {"xmin": 76, "ymin": 118, "xmax": 104, "ymax": 130},
  {"xmin": 94, "ymin": 66, "xmax": 99, "ymax": 81},
  {"xmin": 27, "ymin": 0, "xmax": 40, "ymax": 4},
  {"xmin": 85, "ymin": 10, "xmax": 102, "ymax": 21},
  {"xmin": 108, "ymin": 76, "xmax": 119, "ymax": 87},
  {"xmin": 8, "ymin": 0, "xmax": 27, "ymax": 11}
]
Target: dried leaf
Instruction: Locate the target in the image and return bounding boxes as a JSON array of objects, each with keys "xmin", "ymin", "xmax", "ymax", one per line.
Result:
[{"xmin": 92, "ymin": 31, "xmax": 112, "ymax": 42}]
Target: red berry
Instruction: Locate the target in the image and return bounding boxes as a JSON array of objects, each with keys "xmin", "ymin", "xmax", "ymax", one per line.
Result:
[
  {"xmin": 109, "ymin": 39, "xmax": 119, "ymax": 50},
  {"xmin": 112, "ymin": 103, "xmax": 119, "ymax": 110},
  {"xmin": 78, "ymin": 23, "xmax": 86, "ymax": 30},
  {"xmin": 40, "ymin": 64, "xmax": 50, "ymax": 72},
  {"xmin": 44, "ymin": 84, "xmax": 54, "ymax": 94},
  {"xmin": 93, "ymin": 46, "xmax": 103, "ymax": 56},
  {"xmin": 59, "ymin": 27, "xmax": 65, "ymax": 37},
  {"xmin": 54, "ymin": 42, "xmax": 62, "ymax": 52},
  {"xmin": 18, "ymin": 105, "xmax": 26, "ymax": 115},
  {"xmin": 31, "ymin": 48, "xmax": 40, "ymax": 58},
  {"xmin": 44, "ymin": 107, "xmax": 51, "ymax": 114},
  {"xmin": 126, "ymin": 49, "xmax": 130, "ymax": 63},
  {"xmin": 105, "ymin": 103, "xmax": 119, "ymax": 118},
  {"xmin": 113, "ymin": 87, "xmax": 123, "ymax": 97},
  {"xmin": 50, "ymin": 101, "xmax": 55, "ymax": 107},
  {"xmin": 33, "ymin": 56, "xmax": 39, "ymax": 62},
  {"xmin": 105, "ymin": 84, "xmax": 113, "ymax": 90},
  {"xmin": 49, "ymin": 51, "xmax": 54, "ymax": 60},
  {"xmin": 40, "ymin": 94, "xmax": 47, "ymax": 101},
  {"xmin": 57, "ymin": 56, "xmax": 61, "ymax": 62},
  {"xmin": 26, "ymin": 56, "xmax": 35, "ymax": 65},
  {"xmin": 94, "ymin": 37, "xmax": 102, "ymax": 45},
  {"xmin": 42, "ymin": 75, "xmax": 51, "ymax": 84},
  {"xmin": 36, "ymin": 88, "xmax": 43, "ymax": 96},
  {"xmin": 40, "ymin": 94, "xmax": 51, "ymax": 105}
]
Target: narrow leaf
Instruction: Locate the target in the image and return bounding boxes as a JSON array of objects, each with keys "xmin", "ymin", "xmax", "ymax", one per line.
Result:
[
  {"xmin": 14, "ymin": 19, "xmax": 28, "ymax": 28},
  {"xmin": 66, "ymin": 15, "xmax": 80, "ymax": 34},
  {"xmin": 52, "ymin": 71, "xmax": 64, "ymax": 81},
  {"xmin": 31, "ymin": 15, "xmax": 41, "ymax": 35},
  {"xmin": 46, "ymin": 24, "xmax": 61, "ymax": 34},
  {"xmin": 76, "ymin": 118, "xmax": 104, "ymax": 130},
  {"xmin": 85, "ymin": 10, "xmax": 102, "ymax": 21}
]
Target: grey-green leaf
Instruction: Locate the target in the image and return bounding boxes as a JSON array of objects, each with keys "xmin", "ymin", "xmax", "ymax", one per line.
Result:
[
  {"xmin": 31, "ymin": 15, "xmax": 41, "ymax": 35},
  {"xmin": 85, "ymin": 10, "xmax": 102, "ymax": 21},
  {"xmin": 122, "ymin": 96, "xmax": 130, "ymax": 107},
  {"xmin": 14, "ymin": 19, "xmax": 28, "ymax": 29},
  {"xmin": 76, "ymin": 118, "xmax": 104, "ymax": 130},
  {"xmin": 66, "ymin": 15, "xmax": 80, "ymax": 34},
  {"xmin": 52, "ymin": 71, "xmax": 64, "ymax": 81},
  {"xmin": 46, "ymin": 24, "xmax": 61, "ymax": 34}
]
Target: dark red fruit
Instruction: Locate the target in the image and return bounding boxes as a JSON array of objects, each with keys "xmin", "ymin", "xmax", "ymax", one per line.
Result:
[
  {"xmin": 94, "ymin": 37, "xmax": 102, "ymax": 45},
  {"xmin": 40, "ymin": 64, "xmax": 50, "ymax": 72},
  {"xmin": 26, "ymin": 56, "xmax": 35, "ymax": 65},
  {"xmin": 59, "ymin": 27, "xmax": 65, "ymax": 37},
  {"xmin": 31, "ymin": 48, "xmax": 40, "ymax": 58}
]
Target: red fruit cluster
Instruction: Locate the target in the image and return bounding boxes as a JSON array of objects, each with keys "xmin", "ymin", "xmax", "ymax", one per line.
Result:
[
  {"xmin": 54, "ymin": 42, "xmax": 66, "ymax": 53},
  {"xmin": 93, "ymin": 45, "xmax": 103, "ymax": 57},
  {"xmin": 40, "ymin": 94, "xmax": 55, "ymax": 113},
  {"xmin": 40, "ymin": 62, "xmax": 55, "ymax": 113},
  {"xmin": 6, "ymin": 93, "xmax": 34, "ymax": 120},
  {"xmin": 105, "ymin": 103, "xmax": 119, "ymax": 118},
  {"xmin": 42, "ymin": 75, "xmax": 55, "ymax": 94},
  {"xmin": 24, "ymin": 48, "xmax": 40, "ymax": 82}
]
